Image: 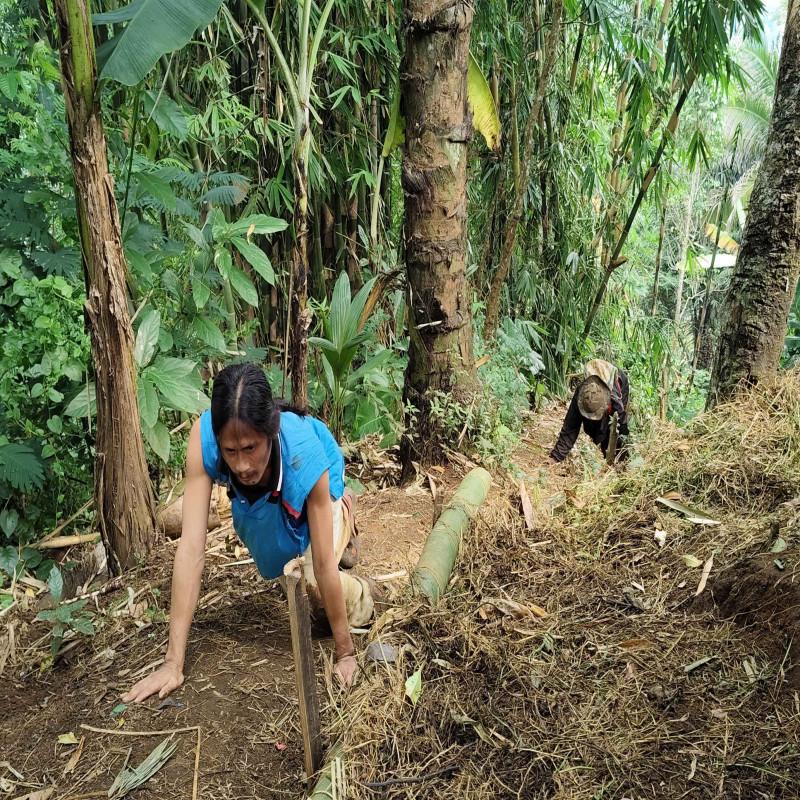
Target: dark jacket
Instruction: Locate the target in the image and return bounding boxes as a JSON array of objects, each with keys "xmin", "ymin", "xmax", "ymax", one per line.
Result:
[{"xmin": 550, "ymin": 369, "xmax": 630, "ymax": 462}]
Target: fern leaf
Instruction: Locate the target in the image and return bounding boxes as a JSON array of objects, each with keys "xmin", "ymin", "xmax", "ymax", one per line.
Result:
[{"xmin": 0, "ymin": 443, "xmax": 45, "ymax": 493}]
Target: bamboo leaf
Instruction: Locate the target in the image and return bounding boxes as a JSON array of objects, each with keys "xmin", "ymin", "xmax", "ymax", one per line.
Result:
[
  {"xmin": 467, "ymin": 53, "xmax": 501, "ymax": 151},
  {"xmin": 656, "ymin": 496, "xmax": 720, "ymax": 525},
  {"xmin": 108, "ymin": 735, "xmax": 178, "ymax": 797}
]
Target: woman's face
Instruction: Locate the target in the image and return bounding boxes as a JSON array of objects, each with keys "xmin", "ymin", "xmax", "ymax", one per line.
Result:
[{"xmin": 218, "ymin": 419, "xmax": 272, "ymax": 485}]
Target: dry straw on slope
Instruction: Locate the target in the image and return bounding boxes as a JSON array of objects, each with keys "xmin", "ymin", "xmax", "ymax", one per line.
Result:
[{"xmin": 327, "ymin": 372, "xmax": 800, "ymax": 799}]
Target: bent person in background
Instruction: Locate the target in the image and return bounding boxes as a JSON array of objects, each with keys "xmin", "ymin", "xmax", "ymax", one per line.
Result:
[
  {"xmin": 123, "ymin": 363, "xmax": 383, "ymax": 703},
  {"xmin": 550, "ymin": 359, "xmax": 630, "ymax": 463}
]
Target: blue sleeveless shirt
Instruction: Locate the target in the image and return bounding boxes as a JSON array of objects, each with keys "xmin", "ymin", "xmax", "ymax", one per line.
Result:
[{"xmin": 199, "ymin": 410, "xmax": 345, "ymax": 579}]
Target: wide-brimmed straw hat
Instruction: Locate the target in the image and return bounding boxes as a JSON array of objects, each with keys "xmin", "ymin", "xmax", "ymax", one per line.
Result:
[{"xmin": 577, "ymin": 375, "xmax": 611, "ymax": 421}]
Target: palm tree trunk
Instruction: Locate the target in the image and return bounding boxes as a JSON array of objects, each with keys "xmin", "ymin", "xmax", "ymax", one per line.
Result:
[
  {"xmin": 54, "ymin": 0, "xmax": 156, "ymax": 573},
  {"xmin": 709, "ymin": 0, "xmax": 800, "ymax": 405},
  {"xmin": 483, "ymin": 0, "xmax": 564, "ymax": 341},
  {"xmin": 400, "ymin": 0, "xmax": 478, "ymax": 469}
]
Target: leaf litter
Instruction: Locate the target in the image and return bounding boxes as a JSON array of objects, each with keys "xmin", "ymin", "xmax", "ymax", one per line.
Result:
[{"xmin": 329, "ymin": 372, "xmax": 800, "ymax": 798}]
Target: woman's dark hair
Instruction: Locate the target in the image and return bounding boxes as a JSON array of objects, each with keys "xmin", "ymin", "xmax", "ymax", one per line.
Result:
[{"xmin": 210, "ymin": 363, "xmax": 305, "ymax": 439}]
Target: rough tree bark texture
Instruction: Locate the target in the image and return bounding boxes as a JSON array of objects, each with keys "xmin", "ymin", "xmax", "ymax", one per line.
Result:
[
  {"xmin": 709, "ymin": 1, "xmax": 800, "ymax": 404},
  {"xmin": 400, "ymin": 0, "xmax": 476, "ymax": 463},
  {"xmin": 55, "ymin": 0, "xmax": 156, "ymax": 571}
]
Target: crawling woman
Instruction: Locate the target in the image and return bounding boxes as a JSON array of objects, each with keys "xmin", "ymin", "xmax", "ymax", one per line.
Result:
[{"xmin": 123, "ymin": 363, "xmax": 382, "ymax": 702}]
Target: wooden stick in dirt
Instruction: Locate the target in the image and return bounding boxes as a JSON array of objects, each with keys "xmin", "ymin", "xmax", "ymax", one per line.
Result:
[
  {"xmin": 283, "ymin": 556, "xmax": 323, "ymax": 777},
  {"xmin": 518, "ymin": 480, "xmax": 536, "ymax": 531},
  {"xmin": 606, "ymin": 412, "xmax": 619, "ymax": 466}
]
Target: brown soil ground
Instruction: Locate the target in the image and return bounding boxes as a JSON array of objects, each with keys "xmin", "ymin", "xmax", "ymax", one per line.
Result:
[
  {"xmin": 0, "ymin": 453, "xmax": 465, "ymax": 800},
  {"xmin": 2, "ymin": 401, "xmax": 799, "ymax": 799}
]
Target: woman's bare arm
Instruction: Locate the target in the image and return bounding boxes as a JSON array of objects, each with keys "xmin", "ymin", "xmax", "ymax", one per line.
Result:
[
  {"xmin": 122, "ymin": 418, "xmax": 212, "ymax": 703},
  {"xmin": 306, "ymin": 472, "xmax": 356, "ymax": 683}
]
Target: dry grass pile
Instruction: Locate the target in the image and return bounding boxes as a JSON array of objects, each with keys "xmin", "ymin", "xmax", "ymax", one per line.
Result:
[
  {"xmin": 632, "ymin": 370, "xmax": 800, "ymax": 513},
  {"xmin": 328, "ymin": 375, "xmax": 800, "ymax": 798}
]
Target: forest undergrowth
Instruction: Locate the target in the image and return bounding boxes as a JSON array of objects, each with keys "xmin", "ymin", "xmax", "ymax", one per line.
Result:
[{"xmin": 332, "ymin": 371, "xmax": 800, "ymax": 798}]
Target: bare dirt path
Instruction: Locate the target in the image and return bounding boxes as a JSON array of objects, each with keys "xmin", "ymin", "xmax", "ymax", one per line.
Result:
[{"xmin": 0, "ymin": 408, "xmax": 572, "ymax": 800}]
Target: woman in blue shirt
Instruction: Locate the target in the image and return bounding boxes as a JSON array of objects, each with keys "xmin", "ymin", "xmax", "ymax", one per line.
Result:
[{"xmin": 123, "ymin": 364, "xmax": 379, "ymax": 702}]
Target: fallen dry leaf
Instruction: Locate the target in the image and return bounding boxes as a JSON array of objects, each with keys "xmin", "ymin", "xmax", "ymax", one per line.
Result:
[
  {"xmin": 57, "ymin": 733, "xmax": 78, "ymax": 746},
  {"xmin": 484, "ymin": 598, "xmax": 537, "ymax": 620},
  {"xmin": 695, "ymin": 553, "xmax": 714, "ymax": 596},
  {"xmin": 12, "ymin": 788, "xmax": 54, "ymax": 800},
  {"xmin": 618, "ymin": 638, "xmax": 651, "ymax": 649},
  {"xmin": 62, "ymin": 736, "xmax": 84, "ymax": 776},
  {"xmin": 518, "ymin": 480, "xmax": 535, "ymax": 531}
]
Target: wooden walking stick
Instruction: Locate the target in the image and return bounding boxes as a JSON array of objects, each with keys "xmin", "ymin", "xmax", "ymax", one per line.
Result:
[{"xmin": 283, "ymin": 557, "xmax": 323, "ymax": 778}]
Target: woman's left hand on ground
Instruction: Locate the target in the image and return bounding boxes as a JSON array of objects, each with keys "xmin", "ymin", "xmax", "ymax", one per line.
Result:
[{"xmin": 335, "ymin": 653, "xmax": 358, "ymax": 686}]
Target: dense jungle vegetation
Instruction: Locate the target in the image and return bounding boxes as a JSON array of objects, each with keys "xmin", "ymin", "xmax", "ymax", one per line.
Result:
[{"xmin": 0, "ymin": 0, "xmax": 798, "ymax": 574}]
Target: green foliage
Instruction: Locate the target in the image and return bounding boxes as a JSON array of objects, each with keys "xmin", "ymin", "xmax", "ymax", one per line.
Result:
[
  {"xmin": 309, "ymin": 271, "xmax": 388, "ymax": 439},
  {"xmin": 36, "ymin": 597, "xmax": 95, "ymax": 658},
  {"xmin": 94, "ymin": 0, "xmax": 227, "ymax": 86}
]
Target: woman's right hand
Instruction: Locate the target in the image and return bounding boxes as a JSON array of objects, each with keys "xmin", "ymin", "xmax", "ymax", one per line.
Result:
[{"xmin": 121, "ymin": 659, "xmax": 184, "ymax": 704}]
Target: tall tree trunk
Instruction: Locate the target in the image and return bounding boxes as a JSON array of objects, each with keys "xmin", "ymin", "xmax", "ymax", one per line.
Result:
[
  {"xmin": 54, "ymin": 0, "xmax": 156, "ymax": 572},
  {"xmin": 483, "ymin": 0, "xmax": 564, "ymax": 341},
  {"xmin": 709, "ymin": 1, "xmax": 800, "ymax": 405},
  {"xmin": 400, "ymin": 0, "xmax": 477, "ymax": 468}
]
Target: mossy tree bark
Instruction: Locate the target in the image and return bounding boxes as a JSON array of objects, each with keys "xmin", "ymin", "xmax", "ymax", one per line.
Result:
[
  {"xmin": 709, "ymin": 1, "xmax": 800, "ymax": 405},
  {"xmin": 400, "ymin": 0, "xmax": 477, "ymax": 468},
  {"xmin": 55, "ymin": 0, "xmax": 156, "ymax": 572}
]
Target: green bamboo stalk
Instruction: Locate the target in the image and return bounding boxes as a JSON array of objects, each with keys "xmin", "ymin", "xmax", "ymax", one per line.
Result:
[{"xmin": 411, "ymin": 468, "xmax": 492, "ymax": 603}]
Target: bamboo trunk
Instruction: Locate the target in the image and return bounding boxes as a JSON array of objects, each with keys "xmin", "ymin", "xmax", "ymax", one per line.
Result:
[
  {"xmin": 651, "ymin": 173, "xmax": 671, "ymax": 316},
  {"xmin": 583, "ymin": 79, "xmax": 694, "ymax": 340},
  {"xmin": 411, "ymin": 468, "xmax": 492, "ymax": 602},
  {"xmin": 483, "ymin": 0, "xmax": 564, "ymax": 341},
  {"xmin": 54, "ymin": 0, "xmax": 156, "ymax": 573},
  {"xmin": 290, "ymin": 109, "xmax": 311, "ymax": 408}
]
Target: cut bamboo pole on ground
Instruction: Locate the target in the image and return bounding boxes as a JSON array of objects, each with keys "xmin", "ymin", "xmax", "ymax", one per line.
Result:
[
  {"xmin": 411, "ymin": 467, "xmax": 492, "ymax": 603},
  {"xmin": 283, "ymin": 557, "xmax": 323, "ymax": 778}
]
